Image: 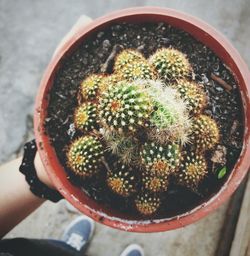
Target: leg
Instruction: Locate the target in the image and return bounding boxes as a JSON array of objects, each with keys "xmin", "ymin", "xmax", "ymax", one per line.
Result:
[{"xmin": 0, "ymin": 215, "xmax": 95, "ymax": 256}]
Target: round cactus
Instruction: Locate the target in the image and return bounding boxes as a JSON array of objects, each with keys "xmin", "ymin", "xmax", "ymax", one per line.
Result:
[
  {"xmin": 191, "ymin": 115, "xmax": 219, "ymax": 150},
  {"xmin": 117, "ymin": 61, "xmax": 156, "ymax": 81},
  {"xmin": 114, "ymin": 49, "xmax": 145, "ymax": 72},
  {"xmin": 140, "ymin": 142, "xmax": 181, "ymax": 175},
  {"xmin": 143, "ymin": 80, "xmax": 191, "ymax": 145},
  {"xmin": 80, "ymin": 74, "xmax": 104, "ymax": 100},
  {"xmin": 106, "ymin": 164, "xmax": 136, "ymax": 197},
  {"xmin": 74, "ymin": 103, "xmax": 98, "ymax": 131},
  {"xmin": 99, "ymin": 74, "xmax": 118, "ymax": 94},
  {"xmin": 99, "ymin": 81, "xmax": 152, "ymax": 133},
  {"xmin": 149, "ymin": 48, "xmax": 191, "ymax": 81},
  {"xmin": 67, "ymin": 136, "xmax": 104, "ymax": 178},
  {"xmin": 177, "ymin": 153, "xmax": 207, "ymax": 190},
  {"xmin": 135, "ymin": 192, "xmax": 161, "ymax": 216},
  {"xmin": 142, "ymin": 171, "xmax": 169, "ymax": 193},
  {"xmin": 172, "ymin": 79, "xmax": 207, "ymax": 115}
]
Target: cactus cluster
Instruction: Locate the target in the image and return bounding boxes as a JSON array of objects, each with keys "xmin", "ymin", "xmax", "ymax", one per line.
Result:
[
  {"xmin": 135, "ymin": 193, "xmax": 161, "ymax": 216},
  {"xmin": 99, "ymin": 81, "xmax": 152, "ymax": 133},
  {"xmin": 172, "ymin": 79, "xmax": 207, "ymax": 115},
  {"xmin": 67, "ymin": 136, "xmax": 104, "ymax": 178},
  {"xmin": 177, "ymin": 153, "xmax": 207, "ymax": 190},
  {"xmin": 107, "ymin": 164, "xmax": 136, "ymax": 197},
  {"xmin": 149, "ymin": 48, "xmax": 192, "ymax": 81},
  {"xmin": 65, "ymin": 47, "xmax": 220, "ymax": 217},
  {"xmin": 191, "ymin": 114, "xmax": 220, "ymax": 150},
  {"xmin": 74, "ymin": 103, "xmax": 98, "ymax": 131}
]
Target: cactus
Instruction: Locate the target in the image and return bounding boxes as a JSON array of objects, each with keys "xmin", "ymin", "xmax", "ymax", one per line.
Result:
[
  {"xmin": 191, "ymin": 115, "xmax": 219, "ymax": 150},
  {"xmin": 67, "ymin": 136, "xmax": 104, "ymax": 178},
  {"xmin": 142, "ymin": 80, "xmax": 191, "ymax": 145},
  {"xmin": 172, "ymin": 79, "xmax": 207, "ymax": 115},
  {"xmin": 74, "ymin": 103, "xmax": 98, "ymax": 131},
  {"xmin": 106, "ymin": 164, "xmax": 136, "ymax": 197},
  {"xmin": 142, "ymin": 171, "xmax": 169, "ymax": 193},
  {"xmin": 114, "ymin": 49, "xmax": 145, "ymax": 72},
  {"xmin": 117, "ymin": 61, "xmax": 156, "ymax": 81},
  {"xmin": 140, "ymin": 142, "xmax": 181, "ymax": 175},
  {"xmin": 80, "ymin": 74, "xmax": 104, "ymax": 100},
  {"xmin": 101, "ymin": 129, "xmax": 138, "ymax": 164},
  {"xmin": 177, "ymin": 153, "xmax": 207, "ymax": 190},
  {"xmin": 135, "ymin": 192, "xmax": 161, "ymax": 216},
  {"xmin": 99, "ymin": 74, "xmax": 118, "ymax": 94},
  {"xmin": 149, "ymin": 48, "xmax": 191, "ymax": 81},
  {"xmin": 99, "ymin": 81, "xmax": 152, "ymax": 133}
]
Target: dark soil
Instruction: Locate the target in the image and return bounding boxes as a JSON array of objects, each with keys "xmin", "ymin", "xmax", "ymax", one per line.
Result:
[{"xmin": 45, "ymin": 22, "xmax": 243, "ymax": 220}]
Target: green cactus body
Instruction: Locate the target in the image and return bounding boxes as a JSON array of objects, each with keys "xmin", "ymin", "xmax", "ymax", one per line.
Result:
[
  {"xmin": 106, "ymin": 164, "xmax": 136, "ymax": 197},
  {"xmin": 140, "ymin": 142, "xmax": 181, "ymax": 175},
  {"xmin": 135, "ymin": 192, "xmax": 161, "ymax": 216},
  {"xmin": 99, "ymin": 81, "xmax": 152, "ymax": 133},
  {"xmin": 74, "ymin": 103, "xmax": 98, "ymax": 131},
  {"xmin": 177, "ymin": 153, "xmax": 207, "ymax": 190},
  {"xmin": 191, "ymin": 114, "xmax": 219, "ymax": 150},
  {"xmin": 143, "ymin": 81, "xmax": 191, "ymax": 145},
  {"xmin": 151, "ymin": 101, "xmax": 177, "ymax": 129},
  {"xmin": 149, "ymin": 48, "xmax": 191, "ymax": 81},
  {"xmin": 142, "ymin": 171, "xmax": 169, "ymax": 193},
  {"xmin": 81, "ymin": 74, "xmax": 104, "ymax": 100},
  {"xmin": 173, "ymin": 79, "xmax": 207, "ymax": 115},
  {"xmin": 99, "ymin": 74, "xmax": 118, "ymax": 94},
  {"xmin": 118, "ymin": 61, "xmax": 156, "ymax": 81},
  {"xmin": 67, "ymin": 136, "xmax": 104, "ymax": 178},
  {"xmin": 114, "ymin": 49, "xmax": 145, "ymax": 72}
]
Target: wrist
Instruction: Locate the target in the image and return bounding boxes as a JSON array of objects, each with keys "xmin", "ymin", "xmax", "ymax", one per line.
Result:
[{"xmin": 35, "ymin": 153, "xmax": 55, "ymax": 190}]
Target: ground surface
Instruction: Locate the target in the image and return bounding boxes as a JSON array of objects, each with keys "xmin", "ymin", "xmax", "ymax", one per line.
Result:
[{"xmin": 0, "ymin": 1, "xmax": 249, "ymax": 256}]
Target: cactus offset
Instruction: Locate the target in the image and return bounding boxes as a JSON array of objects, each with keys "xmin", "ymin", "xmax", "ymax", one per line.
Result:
[
  {"xmin": 149, "ymin": 48, "xmax": 191, "ymax": 81},
  {"xmin": 114, "ymin": 49, "xmax": 145, "ymax": 72},
  {"xmin": 142, "ymin": 171, "xmax": 169, "ymax": 193},
  {"xmin": 102, "ymin": 129, "xmax": 138, "ymax": 164},
  {"xmin": 99, "ymin": 81, "xmax": 152, "ymax": 133},
  {"xmin": 80, "ymin": 74, "xmax": 104, "ymax": 100},
  {"xmin": 177, "ymin": 152, "xmax": 207, "ymax": 190},
  {"xmin": 107, "ymin": 164, "xmax": 136, "ymax": 197},
  {"xmin": 99, "ymin": 74, "xmax": 118, "ymax": 94},
  {"xmin": 74, "ymin": 103, "xmax": 98, "ymax": 131},
  {"xmin": 173, "ymin": 79, "xmax": 207, "ymax": 115},
  {"xmin": 117, "ymin": 61, "xmax": 156, "ymax": 81},
  {"xmin": 140, "ymin": 142, "xmax": 181, "ymax": 175},
  {"xmin": 191, "ymin": 114, "xmax": 219, "ymax": 150},
  {"xmin": 67, "ymin": 136, "xmax": 103, "ymax": 178},
  {"xmin": 135, "ymin": 192, "xmax": 161, "ymax": 216}
]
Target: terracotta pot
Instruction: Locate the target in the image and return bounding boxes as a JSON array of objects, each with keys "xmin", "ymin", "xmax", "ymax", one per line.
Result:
[{"xmin": 34, "ymin": 7, "xmax": 250, "ymax": 232}]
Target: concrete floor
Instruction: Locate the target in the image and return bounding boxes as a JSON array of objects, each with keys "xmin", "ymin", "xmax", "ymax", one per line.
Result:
[{"xmin": 1, "ymin": 0, "xmax": 249, "ymax": 255}]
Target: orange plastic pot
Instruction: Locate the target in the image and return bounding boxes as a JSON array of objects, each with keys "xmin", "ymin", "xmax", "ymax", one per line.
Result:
[{"xmin": 34, "ymin": 7, "xmax": 250, "ymax": 232}]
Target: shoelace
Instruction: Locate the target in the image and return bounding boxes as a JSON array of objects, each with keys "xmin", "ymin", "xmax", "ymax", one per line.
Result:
[{"xmin": 66, "ymin": 233, "xmax": 86, "ymax": 251}]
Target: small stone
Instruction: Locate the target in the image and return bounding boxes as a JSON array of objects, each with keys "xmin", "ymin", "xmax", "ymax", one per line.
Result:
[
  {"xmin": 97, "ymin": 31, "xmax": 105, "ymax": 38},
  {"xmin": 102, "ymin": 39, "xmax": 111, "ymax": 49},
  {"xmin": 211, "ymin": 145, "xmax": 227, "ymax": 165}
]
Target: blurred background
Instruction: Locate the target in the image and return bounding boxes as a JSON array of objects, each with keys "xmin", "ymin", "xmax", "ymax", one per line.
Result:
[{"xmin": 0, "ymin": 1, "xmax": 249, "ymax": 255}]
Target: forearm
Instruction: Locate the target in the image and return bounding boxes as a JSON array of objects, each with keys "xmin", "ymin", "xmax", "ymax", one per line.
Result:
[{"xmin": 0, "ymin": 155, "xmax": 49, "ymax": 238}]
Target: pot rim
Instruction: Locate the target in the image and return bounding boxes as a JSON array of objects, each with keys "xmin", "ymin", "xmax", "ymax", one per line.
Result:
[{"xmin": 34, "ymin": 6, "xmax": 250, "ymax": 232}]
